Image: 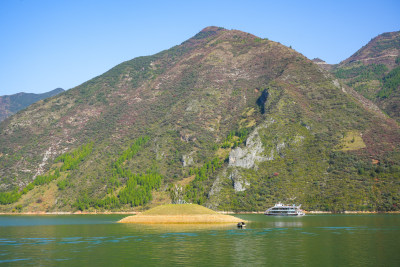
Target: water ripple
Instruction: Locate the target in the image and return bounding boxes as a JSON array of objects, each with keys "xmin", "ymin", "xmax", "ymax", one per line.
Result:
[{"xmin": 0, "ymin": 258, "xmax": 30, "ymax": 263}]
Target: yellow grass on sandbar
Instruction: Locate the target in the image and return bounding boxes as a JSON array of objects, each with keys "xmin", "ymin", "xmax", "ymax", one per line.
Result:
[{"xmin": 118, "ymin": 204, "xmax": 246, "ymax": 224}]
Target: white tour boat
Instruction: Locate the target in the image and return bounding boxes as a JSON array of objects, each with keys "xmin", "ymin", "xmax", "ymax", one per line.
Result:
[{"xmin": 264, "ymin": 202, "xmax": 305, "ymax": 216}]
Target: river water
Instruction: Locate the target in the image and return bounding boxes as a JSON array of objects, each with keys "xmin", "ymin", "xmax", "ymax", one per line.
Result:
[{"xmin": 0, "ymin": 214, "xmax": 399, "ymax": 266}]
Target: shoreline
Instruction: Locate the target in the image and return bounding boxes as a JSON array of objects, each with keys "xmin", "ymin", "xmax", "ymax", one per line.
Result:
[
  {"xmin": 0, "ymin": 211, "xmax": 139, "ymax": 215},
  {"xmin": 1, "ymin": 210, "xmax": 400, "ymax": 215},
  {"xmin": 228, "ymin": 211, "xmax": 400, "ymax": 214}
]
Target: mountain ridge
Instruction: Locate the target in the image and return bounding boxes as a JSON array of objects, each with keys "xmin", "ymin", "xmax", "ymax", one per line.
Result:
[
  {"xmin": 339, "ymin": 31, "xmax": 400, "ymax": 69},
  {"xmin": 0, "ymin": 88, "xmax": 64, "ymax": 122},
  {"xmin": 333, "ymin": 30, "xmax": 400, "ymax": 122}
]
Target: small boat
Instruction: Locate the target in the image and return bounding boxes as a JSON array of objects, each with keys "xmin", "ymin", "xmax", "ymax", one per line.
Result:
[
  {"xmin": 237, "ymin": 222, "xmax": 246, "ymax": 228},
  {"xmin": 264, "ymin": 202, "xmax": 305, "ymax": 216}
]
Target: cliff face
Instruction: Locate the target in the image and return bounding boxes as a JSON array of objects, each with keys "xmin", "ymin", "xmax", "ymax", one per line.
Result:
[{"xmin": 0, "ymin": 27, "xmax": 399, "ymax": 213}]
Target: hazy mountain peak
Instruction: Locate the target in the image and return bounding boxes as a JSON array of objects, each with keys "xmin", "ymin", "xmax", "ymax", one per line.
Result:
[{"xmin": 0, "ymin": 88, "xmax": 64, "ymax": 122}]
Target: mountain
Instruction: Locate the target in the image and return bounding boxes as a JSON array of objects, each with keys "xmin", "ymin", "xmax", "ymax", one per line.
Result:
[
  {"xmin": 340, "ymin": 31, "xmax": 400, "ymax": 68},
  {"xmin": 0, "ymin": 88, "xmax": 65, "ymax": 122},
  {"xmin": 1, "ymin": 27, "xmax": 399, "ymax": 213},
  {"xmin": 333, "ymin": 31, "xmax": 400, "ymax": 121},
  {"xmin": 312, "ymin": 58, "xmax": 334, "ymax": 71}
]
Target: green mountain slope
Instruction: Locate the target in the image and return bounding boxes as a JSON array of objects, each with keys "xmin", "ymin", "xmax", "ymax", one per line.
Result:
[
  {"xmin": 1, "ymin": 27, "xmax": 399, "ymax": 213},
  {"xmin": 0, "ymin": 88, "xmax": 64, "ymax": 122},
  {"xmin": 333, "ymin": 31, "xmax": 400, "ymax": 122}
]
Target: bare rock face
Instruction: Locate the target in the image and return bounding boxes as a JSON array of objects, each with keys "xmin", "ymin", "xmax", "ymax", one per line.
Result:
[
  {"xmin": 206, "ymin": 170, "xmax": 226, "ymax": 210},
  {"xmin": 229, "ymin": 146, "xmax": 260, "ymax": 169},
  {"xmin": 229, "ymin": 169, "xmax": 249, "ymax": 192},
  {"xmin": 208, "ymin": 170, "xmax": 225, "ymax": 197},
  {"xmin": 228, "ymin": 119, "xmax": 275, "ymax": 169},
  {"xmin": 181, "ymin": 154, "xmax": 194, "ymax": 167}
]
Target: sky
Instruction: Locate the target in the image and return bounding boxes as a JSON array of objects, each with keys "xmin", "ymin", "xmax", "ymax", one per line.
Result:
[{"xmin": 0, "ymin": 0, "xmax": 399, "ymax": 95}]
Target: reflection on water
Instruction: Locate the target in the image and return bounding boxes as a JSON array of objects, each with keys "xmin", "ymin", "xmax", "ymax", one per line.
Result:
[
  {"xmin": 0, "ymin": 214, "xmax": 399, "ymax": 266},
  {"xmin": 272, "ymin": 220, "xmax": 303, "ymax": 228},
  {"xmin": 122, "ymin": 223, "xmax": 236, "ymax": 233}
]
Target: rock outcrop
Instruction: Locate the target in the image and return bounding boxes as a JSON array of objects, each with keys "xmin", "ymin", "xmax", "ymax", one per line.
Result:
[{"xmin": 229, "ymin": 119, "xmax": 275, "ymax": 169}]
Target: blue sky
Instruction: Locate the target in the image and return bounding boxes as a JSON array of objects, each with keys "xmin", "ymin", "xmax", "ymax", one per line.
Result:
[{"xmin": 0, "ymin": 0, "xmax": 399, "ymax": 95}]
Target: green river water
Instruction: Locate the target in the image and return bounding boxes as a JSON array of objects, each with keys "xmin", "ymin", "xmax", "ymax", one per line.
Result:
[{"xmin": 0, "ymin": 214, "xmax": 399, "ymax": 266}]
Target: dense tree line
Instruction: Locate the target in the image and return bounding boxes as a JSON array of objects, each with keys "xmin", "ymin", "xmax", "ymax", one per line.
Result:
[
  {"xmin": 185, "ymin": 157, "xmax": 223, "ymax": 204},
  {"xmin": 377, "ymin": 66, "xmax": 400, "ymax": 99},
  {"xmin": 334, "ymin": 64, "xmax": 388, "ymax": 81},
  {"xmin": 102, "ymin": 136, "xmax": 151, "ymax": 191},
  {"xmin": 221, "ymin": 128, "xmax": 248, "ymax": 149},
  {"xmin": 114, "ymin": 136, "xmax": 149, "ymax": 167},
  {"xmin": 118, "ymin": 170, "xmax": 162, "ymax": 206},
  {"xmin": 0, "ymin": 189, "xmax": 21, "ymax": 205},
  {"xmin": 73, "ymin": 136, "xmax": 163, "ymax": 210},
  {"xmin": 73, "ymin": 194, "xmax": 121, "ymax": 211},
  {"xmin": 334, "ymin": 61, "xmax": 400, "ymax": 100},
  {"xmin": 189, "ymin": 157, "xmax": 222, "ymax": 182},
  {"xmin": 56, "ymin": 142, "xmax": 94, "ymax": 171},
  {"xmin": 34, "ymin": 169, "xmax": 61, "ymax": 186},
  {"xmin": 111, "ymin": 136, "xmax": 162, "ymax": 208}
]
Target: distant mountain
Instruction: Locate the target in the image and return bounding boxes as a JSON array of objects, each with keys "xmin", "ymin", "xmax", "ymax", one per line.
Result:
[
  {"xmin": 312, "ymin": 58, "xmax": 334, "ymax": 71},
  {"xmin": 340, "ymin": 31, "xmax": 400, "ymax": 69},
  {"xmin": 0, "ymin": 88, "xmax": 64, "ymax": 122},
  {"xmin": 333, "ymin": 31, "xmax": 400, "ymax": 121},
  {"xmin": 0, "ymin": 27, "xmax": 399, "ymax": 213}
]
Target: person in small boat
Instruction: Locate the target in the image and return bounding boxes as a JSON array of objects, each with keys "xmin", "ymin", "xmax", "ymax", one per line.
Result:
[{"xmin": 237, "ymin": 222, "xmax": 246, "ymax": 228}]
